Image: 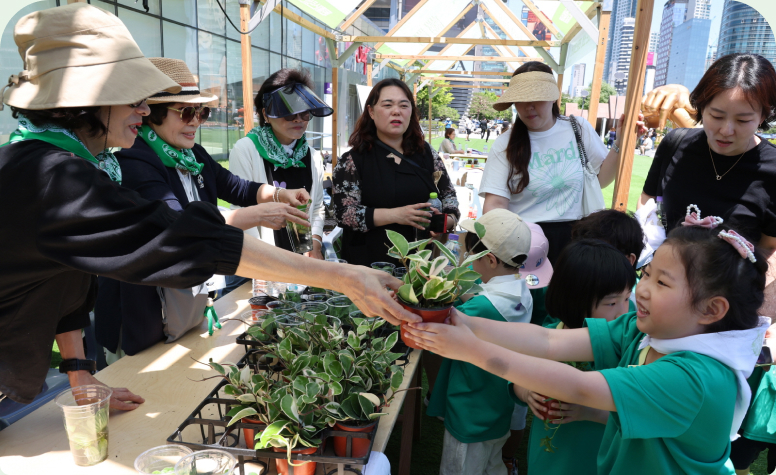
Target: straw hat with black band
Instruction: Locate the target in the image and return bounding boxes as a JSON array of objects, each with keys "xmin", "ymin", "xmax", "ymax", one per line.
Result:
[
  {"xmin": 1, "ymin": 3, "xmax": 180, "ymax": 111},
  {"xmin": 145, "ymin": 58, "xmax": 217, "ymax": 104},
  {"xmin": 492, "ymin": 71, "xmax": 560, "ymax": 112}
]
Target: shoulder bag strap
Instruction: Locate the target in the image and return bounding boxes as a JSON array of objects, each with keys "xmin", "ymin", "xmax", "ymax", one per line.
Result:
[
  {"xmin": 656, "ymin": 127, "xmax": 691, "ymax": 196},
  {"xmin": 373, "ymin": 140, "xmax": 438, "ymax": 193},
  {"xmin": 569, "ymin": 116, "xmax": 590, "ymax": 169}
]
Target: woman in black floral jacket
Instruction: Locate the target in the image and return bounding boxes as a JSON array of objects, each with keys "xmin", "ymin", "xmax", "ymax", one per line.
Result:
[{"xmin": 333, "ymin": 78, "xmax": 460, "ymax": 267}]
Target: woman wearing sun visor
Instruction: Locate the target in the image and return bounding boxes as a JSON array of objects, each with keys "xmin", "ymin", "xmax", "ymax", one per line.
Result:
[{"xmin": 230, "ymin": 69, "xmax": 332, "ymax": 261}]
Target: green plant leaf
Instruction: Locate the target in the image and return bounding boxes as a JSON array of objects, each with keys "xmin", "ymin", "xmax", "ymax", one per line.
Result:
[
  {"xmin": 227, "ymin": 407, "xmax": 258, "ymax": 426},
  {"xmin": 474, "ymin": 221, "xmax": 486, "ymax": 239},
  {"xmin": 368, "ymin": 412, "xmax": 388, "ymax": 420},
  {"xmin": 347, "ymin": 332, "xmax": 362, "ymax": 350},
  {"xmin": 281, "ymin": 394, "xmax": 301, "ymax": 423},
  {"xmin": 458, "ymin": 250, "xmax": 491, "ymax": 269},
  {"xmin": 357, "ymin": 394, "xmax": 376, "ymax": 418},
  {"xmin": 407, "ymin": 239, "xmax": 430, "ymax": 251},
  {"xmin": 329, "ymin": 380, "xmax": 343, "ymax": 396},
  {"xmin": 391, "ymin": 370, "xmax": 404, "ymax": 392},
  {"xmin": 454, "ymin": 269, "xmax": 481, "ymax": 282},
  {"xmin": 384, "ymin": 331, "xmax": 399, "ymax": 351},
  {"xmin": 257, "ymin": 421, "xmax": 289, "ymax": 448},
  {"xmin": 433, "ymin": 240, "xmax": 459, "ymax": 266},
  {"xmin": 422, "ymin": 276, "xmax": 448, "ymax": 300},
  {"xmin": 208, "ymin": 359, "xmax": 226, "ymax": 376},
  {"xmin": 359, "ymin": 392, "xmax": 381, "ymax": 407},
  {"xmin": 397, "ymin": 284, "xmax": 418, "ymax": 305},
  {"xmin": 386, "ymin": 230, "xmax": 410, "ymax": 258},
  {"xmin": 428, "ymin": 256, "xmax": 448, "ymax": 277},
  {"xmin": 305, "ymin": 382, "xmax": 321, "ymax": 399}
]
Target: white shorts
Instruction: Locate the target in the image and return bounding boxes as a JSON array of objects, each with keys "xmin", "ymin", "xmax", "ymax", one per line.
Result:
[{"xmin": 439, "ymin": 429, "xmax": 510, "ymax": 475}]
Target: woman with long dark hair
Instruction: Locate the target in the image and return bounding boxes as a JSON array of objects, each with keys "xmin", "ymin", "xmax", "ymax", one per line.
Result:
[
  {"xmin": 332, "ymin": 78, "xmax": 460, "ymax": 267},
  {"xmin": 479, "ymin": 62, "xmax": 642, "ymax": 263}
]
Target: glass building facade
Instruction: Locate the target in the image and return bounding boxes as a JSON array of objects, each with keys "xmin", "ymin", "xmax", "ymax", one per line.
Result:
[
  {"xmin": 717, "ymin": 0, "xmax": 776, "ymax": 65},
  {"xmin": 1, "ymin": 0, "xmax": 398, "ymax": 159}
]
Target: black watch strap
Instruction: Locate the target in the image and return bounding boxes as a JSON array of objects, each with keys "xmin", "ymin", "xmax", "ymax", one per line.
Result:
[{"xmin": 59, "ymin": 359, "xmax": 97, "ymax": 375}]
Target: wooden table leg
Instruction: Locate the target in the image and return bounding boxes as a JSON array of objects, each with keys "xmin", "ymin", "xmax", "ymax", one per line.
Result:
[{"xmin": 397, "ymin": 352, "xmax": 423, "ymax": 475}]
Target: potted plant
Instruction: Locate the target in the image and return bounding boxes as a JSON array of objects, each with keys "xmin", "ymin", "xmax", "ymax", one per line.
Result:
[{"xmin": 384, "ymin": 229, "xmax": 490, "ymax": 348}]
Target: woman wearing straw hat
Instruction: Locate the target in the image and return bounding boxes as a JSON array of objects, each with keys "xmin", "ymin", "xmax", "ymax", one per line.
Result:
[
  {"xmin": 480, "ymin": 62, "xmax": 646, "ymax": 263},
  {"xmin": 93, "ymin": 58, "xmax": 312, "ymax": 359},
  {"xmin": 229, "ymin": 68, "xmax": 331, "ymax": 260},
  {"xmin": 0, "ymin": 4, "xmax": 414, "ymax": 410}
]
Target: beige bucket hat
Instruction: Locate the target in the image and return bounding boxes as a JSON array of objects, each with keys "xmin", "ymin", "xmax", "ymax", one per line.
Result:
[
  {"xmin": 1, "ymin": 3, "xmax": 180, "ymax": 111},
  {"xmin": 493, "ymin": 71, "xmax": 560, "ymax": 111},
  {"xmin": 460, "ymin": 209, "xmax": 532, "ymax": 268},
  {"xmin": 146, "ymin": 58, "xmax": 218, "ymax": 104}
]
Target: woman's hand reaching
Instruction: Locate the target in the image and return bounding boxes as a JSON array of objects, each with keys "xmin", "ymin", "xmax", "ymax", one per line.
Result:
[{"xmin": 253, "ymin": 202, "xmax": 310, "ymax": 230}]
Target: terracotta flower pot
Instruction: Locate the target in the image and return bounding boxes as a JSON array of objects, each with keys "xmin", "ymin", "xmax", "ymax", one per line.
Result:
[
  {"xmin": 273, "ymin": 446, "xmax": 317, "ymax": 475},
  {"xmin": 241, "ymin": 416, "xmax": 263, "ymax": 449},
  {"xmin": 331, "ymin": 420, "xmax": 377, "ymax": 458},
  {"xmin": 397, "ymin": 299, "xmax": 452, "ymax": 350}
]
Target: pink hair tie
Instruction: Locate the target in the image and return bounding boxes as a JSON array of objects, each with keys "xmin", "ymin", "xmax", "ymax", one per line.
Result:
[
  {"xmin": 718, "ymin": 230, "xmax": 757, "ymax": 263},
  {"xmin": 681, "ymin": 204, "xmax": 723, "ymax": 229}
]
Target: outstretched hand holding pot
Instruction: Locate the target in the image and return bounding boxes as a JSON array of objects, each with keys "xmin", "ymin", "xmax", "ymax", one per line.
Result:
[{"xmin": 402, "ymin": 309, "xmax": 478, "ymax": 360}]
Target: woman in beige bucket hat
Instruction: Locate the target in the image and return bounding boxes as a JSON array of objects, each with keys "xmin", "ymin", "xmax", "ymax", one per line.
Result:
[
  {"xmin": 94, "ymin": 58, "xmax": 314, "ymax": 358},
  {"xmin": 0, "ymin": 4, "xmax": 416, "ymax": 410},
  {"xmin": 479, "ymin": 61, "xmax": 646, "ymax": 264}
]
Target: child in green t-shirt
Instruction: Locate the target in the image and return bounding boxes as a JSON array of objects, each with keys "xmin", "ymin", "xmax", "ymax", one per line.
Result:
[
  {"xmin": 427, "ymin": 209, "xmax": 539, "ymax": 475},
  {"xmin": 405, "ymin": 214, "xmax": 770, "ymax": 475},
  {"xmin": 513, "ymin": 239, "xmax": 636, "ymax": 475}
]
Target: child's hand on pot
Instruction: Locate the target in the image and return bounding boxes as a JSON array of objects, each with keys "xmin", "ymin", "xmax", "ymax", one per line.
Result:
[
  {"xmin": 526, "ymin": 391, "xmax": 549, "ymax": 420},
  {"xmin": 544, "ymin": 400, "xmax": 608, "ymax": 425},
  {"xmin": 404, "ymin": 309, "xmax": 478, "ymax": 360}
]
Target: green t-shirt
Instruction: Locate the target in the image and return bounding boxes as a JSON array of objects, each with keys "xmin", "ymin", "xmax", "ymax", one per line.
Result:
[
  {"xmin": 524, "ymin": 320, "xmax": 606, "ymax": 475},
  {"xmin": 528, "ymin": 287, "xmax": 635, "ymax": 327},
  {"xmin": 427, "ymin": 295, "xmax": 515, "ymax": 443},
  {"xmin": 740, "ymin": 367, "xmax": 776, "ymax": 443},
  {"xmin": 588, "ymin": 312, "xmax": 738, "ymax": 475}
]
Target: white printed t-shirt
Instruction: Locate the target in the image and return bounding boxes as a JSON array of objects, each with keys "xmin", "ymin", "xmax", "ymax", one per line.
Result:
[{"xmin": 479, "ymin": 116, "xmax": 608, "ymax": 223}]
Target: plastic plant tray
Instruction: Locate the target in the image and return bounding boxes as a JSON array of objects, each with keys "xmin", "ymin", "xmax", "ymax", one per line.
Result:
[{"xmin": 166, "ymin": 378, "xmax": 379, "ymax": 475}]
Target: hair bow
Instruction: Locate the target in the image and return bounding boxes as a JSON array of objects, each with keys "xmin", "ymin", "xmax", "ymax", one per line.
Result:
[
  {"xmin": 718, "ymin": 230, "xmax": 757, "ymax": 263},
  {"xmin": 681, "ymin": 204, "xmax": 723, "ymax": 229}
]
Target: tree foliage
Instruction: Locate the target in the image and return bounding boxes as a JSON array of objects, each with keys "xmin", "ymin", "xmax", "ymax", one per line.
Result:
[
  {"xmin": 416, "ymin": 82, "xmax": 459, "ymax": 120},
  {"xmin": 575, "ymin": 82, "xmax": 617, "ymax": 110},
  {"xmin": 468, "ymin": 91, "xmax": 512, "ymax": 121}
]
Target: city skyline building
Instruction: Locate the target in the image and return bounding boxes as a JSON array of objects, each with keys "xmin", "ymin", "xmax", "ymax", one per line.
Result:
[
  {"xmin": 613, "ymin": 17, "xmax": 636, "ymax": 95},
  {"xmin": 655, "ymin": 0, "xmax": 689, "ymax": 87},
  {"xmin": 717, "ymin": 0, "xmax": 776, "ymax": 63},
  {"xmin": 666, "ymin": 17, "xmax": 712, "ymax": 90},
  {"xmin": 706, "ymin": 44, "xmax": 718, "ymax": 70},
  {"xmin": 604, "ymin": 0, "xmax": 638, "ymax": 84}
]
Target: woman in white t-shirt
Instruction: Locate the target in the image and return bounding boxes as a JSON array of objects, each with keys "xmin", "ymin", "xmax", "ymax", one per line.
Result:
[{"xmin": 480, "ymin": 62, "xmax": 644, "ymax": 263}]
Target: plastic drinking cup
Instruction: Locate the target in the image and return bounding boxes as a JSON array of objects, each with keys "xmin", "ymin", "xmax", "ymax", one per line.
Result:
[
  {"xmin": 135, "ymin": 445, "xmax": 194, "ymax": 474},
  {"xmin": 326, "ymin": 296, "xmax": 358, "ymax": 320},
  {"xmin": 295, "ymin": 302, "xmax": 328, "ymax": 315},
  {"xmin": 286, "ymin": 203, "xmax": 313, "ymax": 253},
  {"xmin": 56, "ymin": 385, "xmax": 112, "ymax": 466},
  {"xmin": 370, "ymin": 262, "xmax": 395, "ymax": 274},
  {"xmin": 173, "ymin": 449, "xmax": 236, "ymax": 475}
]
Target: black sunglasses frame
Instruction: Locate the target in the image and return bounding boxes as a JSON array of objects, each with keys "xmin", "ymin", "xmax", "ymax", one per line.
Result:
[{"xmin": 167, "ymin": 106, "xmax": 211, "ymax": 123}]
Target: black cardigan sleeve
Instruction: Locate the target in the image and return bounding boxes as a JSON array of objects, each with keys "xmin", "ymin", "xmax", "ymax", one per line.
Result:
[
  {"xmin": 36, "ymin": 152, "xmax": 244, "ymax": 287},
  {"xmin": 194, "ymin": 144, "xmax": 262, "ymax": 208}
]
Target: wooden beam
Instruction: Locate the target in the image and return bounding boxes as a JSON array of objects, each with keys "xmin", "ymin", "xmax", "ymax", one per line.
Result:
[
  {"xmin": 343, "ymin": 36, "xmax": 559, "ymax": 48},
  {"xmin": 339, "ymin": 0, "xmax": 378, "ymax": 32},
  {"xmin": 522, "ymin": 0, "xmax": 561, "ymax": 38},
  {"xmin": 258, "ymin": 0, "xmax": 335, "ymax": 39},
  {"xmin": 413, "ymin": 82, "xmax": 418, "ymax": 104},
  {"xmin": 428, "ymin": 83, "xmax": 433, "ymax": 142},
  {"xmin": 562, "ymin": 2, "xmax": 600, "ymax": 44},
  {"xmin": 376, "ymin": 55, "xmax": 543, "ymax": 61},
  {"xmin": 612, "ymin": 0, "xmax": 654, "ymax": 211},
  {"xmin": 332, "ymin": 61, "xmax": 339, "ymax": 167},
  {"xmin": 406, "ymin": 70, "xmax": 513, "ymax": 76},
  {"xmin": 587, "ymin": 7, "xmax": 610, "ymax": 129},
  {"xmin": 367, "ymin": 63, "xmax": 373, "ymax": 87},
  {"xmin": 484, "ymin": 1, "xmax": 560, "ymax": 71},
  {"xmin": 374, "ymin": 0, "xmax": 431, "ymax": 51},
  {"xmin": 418, "ymin": 20, "xmax": 478, "ymax": 70},
  {"xmin": 240, "ymin": 3, "xmax": 254, "ymax": 134},
  {"xmin": 483, "ymin": 21, "xmax": 532, "ymax": 63},
  {"xmin": 442, "ymin": 85, "xmax": 506, "ymax": 89},
  {"xmin": 556, "ymin": 43, "xmax": 568, "ymax": 108}
]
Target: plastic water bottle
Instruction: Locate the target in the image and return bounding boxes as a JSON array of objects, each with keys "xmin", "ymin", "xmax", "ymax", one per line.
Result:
[
  {"xmin": 483, "ymin": 143, "xmax": 489, "ymax": 153},
  {"xmin": 445, "ymin": 234, "xmax": 461, "ymax": 266},
  {"xmin": 655, "ymin": 196, "xmax": 666, "ymax": 228},
  {"xmin": 428, "ymin": 192, "xmax": 442, "ymax": 212},
  {"xmin": 416, "ymin": 192, "xmax": 444, "ymax": 240}
]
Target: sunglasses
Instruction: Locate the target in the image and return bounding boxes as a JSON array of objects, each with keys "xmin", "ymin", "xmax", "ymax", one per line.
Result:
[
  {"xmin": 167, "ymin": 106, "xmax": 211, "ymax": 123},
  {"xmin": 282, "ymin": 111, "xmax": 312, "ymax": 122}
]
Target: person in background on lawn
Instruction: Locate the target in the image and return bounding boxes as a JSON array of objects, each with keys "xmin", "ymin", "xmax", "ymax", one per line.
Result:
[
  {"xmin": 406, "ymin": 215, "xmax": 770, "ymax": 475},
  {"xmin": 639, "ymin": 132, "xmax": 653, "ymax": 156},
  {"xmin": 445, "ymin": 117, "xmax": 453, "ymax": 129},
  {"xmin": 465, "ymin": 116, "xmax": 473, "ymax": 141},
  {"xmin": 730, "ymin": 321, "xmax": 776, "ymax": 475},
  {"xmin": 481, "ymin": 117, "xmax": 491, "ymax": 142},
  {"xmin": 607, "ymin": 128, "xmax": 616, "ymax": 149},
  {"xmin": 480, "ymin": 61, "xmax": 645, "ymax": 263},
  {"xmin": 426, "ymin": 209, "xmax": 537, "ymax": 475},
  {"xmin": 515, "ymin": 239, "xmax": 636, "ymax": 475},
  {"xmin": 439, "ymin": 128, "xmax": 465, "ymax": 155}
]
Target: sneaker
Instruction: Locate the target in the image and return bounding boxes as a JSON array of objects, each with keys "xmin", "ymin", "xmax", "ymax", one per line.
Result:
[{"xmin": 503, "ymin": 457, "xmax": 518, "ymax": 475}]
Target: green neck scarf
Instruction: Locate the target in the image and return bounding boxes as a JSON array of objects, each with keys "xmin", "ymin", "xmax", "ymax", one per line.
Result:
[
  {"xmin": 5, "ymin": 115, "xmax": 122, "ymax": 183},
  {"xmin": 138, "ymin": 125, "xmax": 204, "ymax": 178},
  {"xmin": 247, "ymin": 125, "xmax": 308, "ymax": 169}
]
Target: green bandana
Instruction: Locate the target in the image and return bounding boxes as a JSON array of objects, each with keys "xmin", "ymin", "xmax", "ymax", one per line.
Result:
[
  {"xmin": 4, "ymin": 115, "xmax": 122, "ymax": 183},
  {"xmin": 247, "ymin": 125, "xmax": 309, "ymax": 169},
  {"xmin": 138, "ymin": 125, "xmax": 204, "ymax": 178}
]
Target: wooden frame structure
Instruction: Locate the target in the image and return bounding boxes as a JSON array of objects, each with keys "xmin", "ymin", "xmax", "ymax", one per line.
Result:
[{"xmin": 244, "ymin": 0, "xmax": 653, "ymax": 210}]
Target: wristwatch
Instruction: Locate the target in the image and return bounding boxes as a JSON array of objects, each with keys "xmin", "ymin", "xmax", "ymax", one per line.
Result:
[{"xmin": 59, "ymin": 359, "xmax": 97, "ymax": 375}]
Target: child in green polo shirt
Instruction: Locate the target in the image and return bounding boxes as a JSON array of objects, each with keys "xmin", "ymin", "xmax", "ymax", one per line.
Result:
[
  {"xmin": 427, "ymin": 209, "xmax": 536, "ymax": 475},
  {"xmin": 513, "ymin": 239, "xmax": 636, "ymax": 475},
  {"xmin": 405, "ymin": 216, "xmax": 770, "ymax": 475}
]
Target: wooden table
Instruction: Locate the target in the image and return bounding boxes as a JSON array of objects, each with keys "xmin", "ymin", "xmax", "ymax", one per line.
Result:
[
  {"xmin": 0, "ymin": 283, "xmax": 422, "ymax": 475},
  {"xmin": 448, "ymin": 153, "xmax": 487, "ymax": 161}
]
